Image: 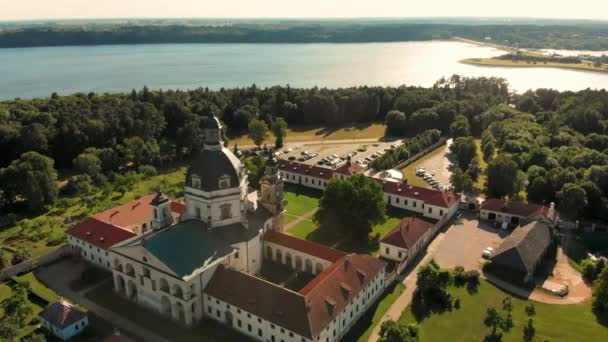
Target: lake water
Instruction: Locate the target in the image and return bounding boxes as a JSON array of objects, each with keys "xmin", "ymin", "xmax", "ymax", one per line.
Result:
[{"xmin": 1, "ymin": 41, "xmax": 608, "ymax": 100}]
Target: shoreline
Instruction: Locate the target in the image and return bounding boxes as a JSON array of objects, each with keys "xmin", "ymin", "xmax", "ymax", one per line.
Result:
[{"xmin": 460, "ymin": 57, "xmax": 608, "ymax": 74}]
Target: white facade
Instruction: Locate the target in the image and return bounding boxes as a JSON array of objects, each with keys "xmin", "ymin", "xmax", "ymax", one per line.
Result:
[
  {"xmin": 67, "ymin": 235, "xmax": 112, "ymax": 270},
  {"xmin": 41, "ymin": 315, "xmax": 88, "ymax": 340},
  {"xmin": 380, "ymin": 228, "xmax": 433, "ymax": 273},
  {"xmin": 279, "ymin": 170, "xmax": 329, "ymax": 190},
  {"xmin": 184, "ymin": 177, "xmax": 248, "ymax": 227}
]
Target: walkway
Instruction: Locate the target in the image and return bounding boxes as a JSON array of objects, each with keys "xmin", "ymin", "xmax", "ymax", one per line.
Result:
[
  {"xmin": 284, "ymin": 208, "xmax": 318, "ymax": 231},
  {"xmin": 36, "ymin": 258, "xmax": 169, "ymax": 342},
  {"xmin": 368, "ymin": 230, "xmax": 448, "ymax": 342}
]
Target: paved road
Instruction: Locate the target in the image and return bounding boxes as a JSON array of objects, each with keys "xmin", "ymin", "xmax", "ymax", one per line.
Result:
[{"xmin": 36, "ymin": 258, "xmax": 168, "ymax": 342}]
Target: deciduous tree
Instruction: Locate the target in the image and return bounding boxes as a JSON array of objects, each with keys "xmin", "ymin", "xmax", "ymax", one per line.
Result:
[{"xmin": 248, "ymin": 119, "xmax": 269, "ymax": 148}]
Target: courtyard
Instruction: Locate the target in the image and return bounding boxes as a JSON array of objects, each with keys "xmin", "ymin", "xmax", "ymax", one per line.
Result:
[{"xmin": 431, "ymin": 212, "xmax": 506, "ymax": 271}]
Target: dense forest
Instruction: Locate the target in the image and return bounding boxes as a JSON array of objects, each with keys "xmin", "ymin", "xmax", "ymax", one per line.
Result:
[
  {"xmin": 2, "ymin": 76, "xmax": 608, "ymax": 223},
  {"xmin": 2, "ymin": 21, "xmax": 608, "ymax": 50}
]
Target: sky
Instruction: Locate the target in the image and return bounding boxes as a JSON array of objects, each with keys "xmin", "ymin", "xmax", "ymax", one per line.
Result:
[{"xmin": 1, "ymin": 0, "xmax": 608, "ymax": 21}]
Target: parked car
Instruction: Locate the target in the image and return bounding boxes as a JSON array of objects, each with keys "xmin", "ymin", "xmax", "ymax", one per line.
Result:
[
  {"xmin": 552, "ymin": 285, "xmax": 569, "ymax": 297},
  {"xmin": 283, "ymin": 147, "xmax": 293, "ymax": 153},
  {"xmin": 357, "ymin": 146, "xmax": 367, "ymax": 152},
  {"xmin": 482, "ymin": 247, "xmax": 495, "ymax": 259},
  {"xmin": 372, "ymin": 143, "xmax": 380, "ymax": 147}
]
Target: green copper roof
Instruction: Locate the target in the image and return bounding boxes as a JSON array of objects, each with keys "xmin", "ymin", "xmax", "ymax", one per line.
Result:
[{"xmin": 144, "ymin": 220, "xmax": 237, "ymax": 277}]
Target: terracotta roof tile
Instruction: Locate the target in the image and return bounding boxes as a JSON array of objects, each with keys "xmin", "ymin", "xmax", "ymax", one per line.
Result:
[
  {"xmin": 264, "ymin": 231, "xmax": 346, "ymax": 262},
  {"xmin": 480, "ymin": 199, "xmax": 558, "ymax": 223},
  {"xmin": 383, "ymin": 182, "xmax": 458, "ymax": 209},
  {"xmin": 380, "ymin": 217, "xmax": 435, "ymax": 249},
  {"xmin": 66, "ymin": 218, "xmax": 137, "ymax": 250},
  {"xmin": 39, "ymin": 301, "xmax": 86, "ymax": 329},
  {"xmin": 205, "ymin": 253, "xmax": 385, "ymax": 340},
  {"xmin": 334, "ymin": 162, "xmax": 366, "ymax": 176},
  {"xmin": 278, "ymin": 160, "xmax": 334, "ymax": 180},
  {"xmin": 93, "ymin": 194, "xmax": 183, "ymax": 229}
]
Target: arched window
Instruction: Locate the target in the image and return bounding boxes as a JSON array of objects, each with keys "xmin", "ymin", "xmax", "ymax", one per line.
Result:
[
  {"xmin": 191, "ymin": 174, "xmax": 201, "ymax": 189},
  {"xmin": 220, "ymin": 204, "xmax": 232, "ymax": 220},
  {"xmin": 219, "ymin": 175, "xmax": 231, "ymax": 189}
]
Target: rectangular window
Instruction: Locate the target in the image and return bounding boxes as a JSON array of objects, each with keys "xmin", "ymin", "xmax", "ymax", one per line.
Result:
[
  {"xmin": 396, "ymin": 197, "xmax": 399, "ymax": 204},
  {"xmin": 238, "ymin": 320, "xmax": 242, "ymax": 327},
  {"xmin": 440, "ymin": 210, "xmax": 444, "ymax": 216},
  {"xmin": 248, "ymin": 324, "xmax": 252, "ymax": 332},
  {"xmin": 413, "ymin": 202, "xmax": 417, "ymax": 207},
  {"xmin": 428, "ymin": 208, "xmax": 432, "ymax": 214},
  {"xmin": 258, "ymin": 329, "xmax": 263, "ymax": 337},
  {"xmin": 385, "ymin": 247, "xmax": 389, "ymax": 254}
]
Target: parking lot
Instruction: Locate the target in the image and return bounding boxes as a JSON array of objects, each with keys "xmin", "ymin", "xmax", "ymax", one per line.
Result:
[
  {"xmin": 276, "ymin": 139, "xmax": 402, "ymax": 168},
  {"xmin": 433, "ymin": 213, "xmax": 507, "ymax": 271}
]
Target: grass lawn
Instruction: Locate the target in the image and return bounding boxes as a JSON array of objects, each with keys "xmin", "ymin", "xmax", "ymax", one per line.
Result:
[
  {"xmin": 343, "ymin": 283, "xmax": 406, "ymax": 342},
  {"xmin": 399, "ymin": 279, "xmax": 608, "ymax": 341},
  {"xmin": 229, "ymin": 123, "xmax": 386, "ymax": 147},
  {"xmin": 13, "ymin": 271, "xmax": 59, "ymax": 303},
  {"xmin": 288, "ymin": 220, "xmax": 318, "ymax": 240},
  {"xmin": 284, "ymin": 185, "xmax": 321, "ymax": 216},
  {"xmin": 402, "ymin": 143, "xmax": 449, "ymax": 189},
  {"xmin": 85, "ymin": 280, "xmax": 251, "ymax": 342}
]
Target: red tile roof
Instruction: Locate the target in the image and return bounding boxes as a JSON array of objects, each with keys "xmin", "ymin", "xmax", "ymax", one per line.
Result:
[
  {"xmin": 205, "ymin": 253, "xmax": 385, "ymax": 340},
  {"xmin": 334, "ymin": 162, "xmax": 366, "ymax": 176},
  {"xmin": 278, "ymin": 160, "xmax": 334, "ymax": 180},
  {"xmin": 94, "ymin": 194, "xmax": 182, "ymax": 228},
  {"xmin": 66, "ymin": 218, "xmax": 136, "ymax": 250},
  {"xmin": 171, "ymin": 201, "xmax": 186, "ymax": 215},
  {"xmin": 39, "ymin": 301, "xmax": 87, "ymax": 329},
  {"xmin": 480, "ymin": 199, "xmax": 558, "ymax": 223},
  {"xmin": 380, "ymin": 217, "xmax": 435, "ymax": 249},
  {"xmin": 301, "ymin": 254, "xmax": 385, "ymax": 337},
  {"xmin": 383, "ymin": 182, "xmax": 458, "ymax": 209},
  {"xmin": 264, "ymin": 231, "xmax": 346, "ymax": 262}
]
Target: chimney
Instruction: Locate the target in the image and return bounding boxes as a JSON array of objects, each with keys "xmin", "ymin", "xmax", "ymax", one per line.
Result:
[{"xmin": 548, "ymin": 202, "xmax": 555, "ymax": 220}]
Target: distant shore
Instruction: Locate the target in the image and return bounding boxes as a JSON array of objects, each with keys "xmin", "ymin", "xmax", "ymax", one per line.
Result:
[{"xmin": 460, "ymin": 57, "xmax": 608, "ymax": 73}]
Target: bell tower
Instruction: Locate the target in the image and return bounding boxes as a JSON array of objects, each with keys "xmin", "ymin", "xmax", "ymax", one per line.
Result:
[
  {"xmin": 150, "ymin": 191, "xmax": 172, "ymax": 230},
  {"xmin": 259, "ymin": 157, "xmax": 285, "ymax": 231},
  {"xmin": 204, "ymin": 112, "xmax": 223, "ymax": 151}
]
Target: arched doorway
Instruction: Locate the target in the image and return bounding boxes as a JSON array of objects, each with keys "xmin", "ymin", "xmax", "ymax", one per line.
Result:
[
  {"xmin": 295, "ymin": 256, "xmax": 303, "ymax": 271},
  {"xmin": 125, "ymin": 263, "xmax": 135, "ymax": 277},
  {"xmin": 285, "ymin": 252, "xmax": 292, "ymax": 268},
  {"xmin": 160, "ymin": 296, "xmax": 172, "ymax": 317},
  {"xmin": 175, "ymin": 302, "xmax": 185, "ymax": 323},
  {"xmin": 115, "ymin": 275, "xmax": 126, "ymax": 296},
  {"xmin": 315, "ymin": 262, "xmax": 323, "ymax": 274},
  {"xmin": 276, "ymin": 249, "xmax": 283, "ymax": 263},
  {"xmin": 159, "ymin": 278, "xmax": 170, "ymax": 293},
  {"xmin": 266, "ymin": 246, "xmax": 273, "ymax": 260},
  {"xmin": 305, "ymin": 259, "xmax": 313, "ymax": 273},
  {"xmin": 127, "ymin": 279, "xmax": 138, "ymax": 300},
  {"xmin": 173, "ymin": 284, "xmax": 184, "ymax": 299}
]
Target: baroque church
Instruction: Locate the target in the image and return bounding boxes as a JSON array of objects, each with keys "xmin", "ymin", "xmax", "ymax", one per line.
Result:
[{"xmin": 108, "ymin": 114, "xmax": 387, "ymax": 342}]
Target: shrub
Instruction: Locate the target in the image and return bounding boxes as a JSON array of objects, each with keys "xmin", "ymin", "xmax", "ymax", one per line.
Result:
[
  {"xmin": 64, "ymin": 174, "xmax": 94, "ymax": 195},
  {"xmin": 138, "ymin": 165, "xmax": 158, "ymax": 177},
  {"xmin": 453, "ymin": 266, "xmax": 466, "ymax": 286},
  {"xmin": 11, "ymin": 250, "xmax": 31, "ymax": 265},
  {"xmin": 581, "ymin": 258, "xmax": 598, "ymax": 281}
]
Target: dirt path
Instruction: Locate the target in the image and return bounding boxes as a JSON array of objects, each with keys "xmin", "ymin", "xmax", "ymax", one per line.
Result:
[
  {"xmin": 368, "ymin": 231, "xmax": 448, "ymax": 342},
  {"xmin": 284, "ymin": 208, "xmax": 318, "ymax": 231},
  {"xmin": 36, "ymin": 258, "xmax": 168, "ymax": 342}
]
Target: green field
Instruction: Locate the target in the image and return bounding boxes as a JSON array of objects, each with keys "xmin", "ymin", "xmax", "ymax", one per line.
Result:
[
  {"xmin": 399, "ymin": 280, "xmax": 608, "ymax": 341},
  {"xmin": 284, "ymin": 185, "xmax": 322, "ymax": 216},
  {"xmin": 13, "ymin": 272, "xmax": 60, "ymax": 303}
]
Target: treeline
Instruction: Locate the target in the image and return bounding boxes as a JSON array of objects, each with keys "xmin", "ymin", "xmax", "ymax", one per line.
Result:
[
  {"xmin": 479, "ymin": 89, "xmax": 608, "ymax": 221},
  {"xmin": 495, "ymin": 53, "xmax": 582, "ymax": 64},
  {"xmin": 2, "ymin": 23, "xmax": 608, "ymax": 50},
  {"xmin": 0, "ymin": 76, "xmax": 508, "ymax": 211},
  {"xmin": 370, "ymin": 129, "xmax": 442, "ymax": 170}
]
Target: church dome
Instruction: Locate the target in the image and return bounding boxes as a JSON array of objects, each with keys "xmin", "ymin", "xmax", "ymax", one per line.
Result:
[{"xmin": 186, "ymin": 148, "xmax": 242, "ymax": 192}]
